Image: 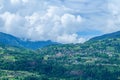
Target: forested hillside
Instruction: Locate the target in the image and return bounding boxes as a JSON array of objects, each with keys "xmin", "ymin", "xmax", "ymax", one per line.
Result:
[{"xmin": 0, "ymin": 31, "xmax": 120, "ymax": 80}]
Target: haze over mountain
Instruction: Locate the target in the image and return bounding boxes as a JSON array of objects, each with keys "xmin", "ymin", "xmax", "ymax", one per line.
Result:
[
  {"xmin": 0, "ymin": 32, "xmax": 58, "ymax": 49},
  {"xmin": 1, "ymin": 31, "xmax": 120, "ymax": 49}
]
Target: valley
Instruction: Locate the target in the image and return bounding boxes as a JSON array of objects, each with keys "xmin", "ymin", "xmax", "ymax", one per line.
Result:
[{"xmin": 0, "ymin": 31, "xmax": 120, "ymax": 80}]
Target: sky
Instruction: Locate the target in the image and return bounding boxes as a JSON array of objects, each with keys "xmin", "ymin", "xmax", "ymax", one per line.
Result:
[{"xmin": 0, "ymin": 0, "xmax": 120, "ymax": 43}]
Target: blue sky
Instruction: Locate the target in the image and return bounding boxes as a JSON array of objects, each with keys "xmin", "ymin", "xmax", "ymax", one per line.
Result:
[{"xmin": 0, "ymin": 0, "xmax": 120, "ymax": 43}]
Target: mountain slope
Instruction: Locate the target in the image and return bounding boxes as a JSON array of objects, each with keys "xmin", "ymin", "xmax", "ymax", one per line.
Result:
[
  {"xmin": 89, "ymin": 31, "xmax": 120, "ymax": 41},
  {"xmin": 36, "ymin": 31, "xmax": 120, "ymax": 80},
  {"xmin": 0, "ymin": 32, "xmax": 58, "ymax": 49},
  {"xmin": 0, "ymin": 31, "xmax": 120, "ymax": 80}
]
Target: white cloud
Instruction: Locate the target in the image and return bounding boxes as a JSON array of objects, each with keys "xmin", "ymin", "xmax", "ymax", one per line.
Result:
[
  {"xmin": 0, "ymin": 12, "xmax": 26, "ymax": 37},
  {"xmin": 0, "ymin": 0, "xmax": 120, "ymax": 43},
  {"xmin": 61, "ymin": 13, "xmax": 82, "ymax": 27},
  {"xmin": 56, "ymin": 34, "xmax": 85, "ymax": 43},
  {"xmin": 105, "ymin": 0, "xmax": 120, "ymax": 33},
  {"xmin": 24, "ymin": 6, "xmax": 83, "ymax": 43},
  {"xmin": 22, "ymin": 0, "xmax": 28, "ymax": 3},
  {"xmin": 10, "ymin": 0, "xmax": 21, "ymax": 4},
  {"xmin": 10, "ymin": 0, "xmax": 28, "ymax": 5}
]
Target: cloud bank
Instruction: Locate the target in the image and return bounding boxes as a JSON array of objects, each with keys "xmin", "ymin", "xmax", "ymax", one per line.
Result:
[{"xmin": 0, "ymin": 0, "xmax": 120, "ymax": 43}]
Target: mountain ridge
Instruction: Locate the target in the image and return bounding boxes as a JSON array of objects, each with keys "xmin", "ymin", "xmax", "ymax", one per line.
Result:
[
  {"xmin": 0, "ymin": 32, "xmax": 58, "ymax": 49},
  {"xmin": 1, "ymin": 30, "xmax": 120, "ymax": 49},
  {"xmin": 89, "ymin": 31, "xmax": 120, "ymax": 41}
]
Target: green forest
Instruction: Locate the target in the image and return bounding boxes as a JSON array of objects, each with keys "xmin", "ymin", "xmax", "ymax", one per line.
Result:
[{"xmin": 0, "ymin": 38, "xmax": 120, "ymax": 80}]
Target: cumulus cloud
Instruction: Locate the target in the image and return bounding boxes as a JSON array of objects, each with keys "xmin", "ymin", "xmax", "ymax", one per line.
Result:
[
  {"xmin": 56, "ymin": 34, "xmax": 85, "ymax": 43},
  {"xmin": 0, "ymin": 12, "xmax": 26, "ymax": 37},
  {"xmin": 0, "ymin": 0, "xmax": 120, "ymax": 43},
  {"xmin": 24, "ymin": 6, "xmax": 83, "ymax": 43}
]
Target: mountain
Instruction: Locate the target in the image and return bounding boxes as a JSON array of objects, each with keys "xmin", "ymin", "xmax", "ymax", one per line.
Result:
[
  {"xmin": 0, "ymin": 31, "xmax": 120, "ymax": 80},
  {"xmin": 0, "ymin": 32, "xmax": 58, "ymax": 49},
  {"xmin": 89, "ymin": 31, "xmax": 120, "ymax": 41}
]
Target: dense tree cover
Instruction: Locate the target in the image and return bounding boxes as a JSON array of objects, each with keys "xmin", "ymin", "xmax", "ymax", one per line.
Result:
[{"xmin": 0, "ymin": 38, "xmax": 120, "ymax": 80}]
